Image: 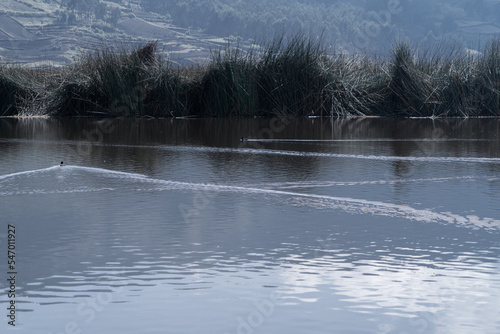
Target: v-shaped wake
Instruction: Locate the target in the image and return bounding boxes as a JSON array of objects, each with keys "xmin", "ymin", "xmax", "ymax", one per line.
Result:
[{"xmin": 1, "ymin": 165, "xmax": 498, "ymax": 231}]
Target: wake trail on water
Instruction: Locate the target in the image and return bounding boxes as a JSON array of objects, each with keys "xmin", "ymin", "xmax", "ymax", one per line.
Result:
[
  {"xmin": 0, "ymin": 166, "xmax": 60, "ymax": 181},
  {"xmin": 93, "ymin": 144, "xmax": 500, "ymax": 164},
  {"xmin": 118, "ymin": 145, "xmax": 500, "ymax": 163},
  {"xmin": 194, "ymin": 147, "xmax": 500, "ymax": 163},
  {"xmin": 0, "ymin": 165, "xmax": 148, "ymax": 182},
  {"xmin": 2, "ymin": 139, "xmax": 500, "ymax": 163},
  {"xmin": 252, "ymin": 176, "xmax": 481, "ymax": 189},
  {"xmin": 2, "ymin": 165, "xmax": 498, "ymax": 231},
  {"xmin": 150, "ymin": 180, "xmax": 500, "ymax": 231},
  {"xmin": 0, "ymin": 165, "xmax": 148, "ymax": 196},
  {"xmin": 0, "ymin": 188, "xmax": 114, "ymax": 196},
  {"xmin": 245, "ymin": 138, "xmax": 491, "ymax": 142}
]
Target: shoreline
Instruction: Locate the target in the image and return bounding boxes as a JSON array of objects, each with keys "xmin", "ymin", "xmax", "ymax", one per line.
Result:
[{"xmin": 2, "ymin": 115, "xmax": 500, "ymax": 119}]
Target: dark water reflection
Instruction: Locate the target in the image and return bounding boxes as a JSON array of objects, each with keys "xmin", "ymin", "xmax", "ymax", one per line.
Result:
[{"xmin": 0, "ymin": 117, "xmax": 500, "ymax": 333}]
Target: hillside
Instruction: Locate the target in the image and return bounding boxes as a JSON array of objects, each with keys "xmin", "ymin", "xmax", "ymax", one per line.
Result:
[
  {"xmin": 1, "ymin": 0, "xmax": 500, "ymax": 65},
  {"xmin": 0, "ymin": 0, "xmax": 252, "ymax": 66}
]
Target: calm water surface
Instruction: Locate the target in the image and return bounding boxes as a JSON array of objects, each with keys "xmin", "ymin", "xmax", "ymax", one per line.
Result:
[{"xmin": 1, "ymin": 118, "xmax": 500, "ymax": 333}]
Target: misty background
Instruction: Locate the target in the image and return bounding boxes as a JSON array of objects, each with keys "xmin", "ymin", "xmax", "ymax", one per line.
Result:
[{"xmin": 1, "ymin": 0, "xmax": 499, "ymax": 66}]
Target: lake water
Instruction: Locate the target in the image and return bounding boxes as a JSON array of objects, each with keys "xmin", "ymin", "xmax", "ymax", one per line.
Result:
[{"xmin": 1, "ymin": 117, "xmax": 500, "ymax": 334}]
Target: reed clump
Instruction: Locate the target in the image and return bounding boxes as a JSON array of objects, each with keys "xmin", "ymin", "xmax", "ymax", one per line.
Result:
[
  {"xmin": 473, "ymin": 39, "xmax": 500, "ymax": 116},
  {"xmin": 383, "ymin": 39, "xmax": 500, "ymax": 117},
  {"xmin": 196, "ymin": 46, "xmax": 258, "ymax": 117},
  {"xmin": 255, "ymin": 35, "xmax": 329, "ymax": 116},
  {"xmin": 3, "ymin": 35, "xmax": 500, "ymax": 118},
  {"xmin": 48, "ymin": 42, "xmax": 163, "ymax": 116},
  {"xmin": 321, "ymin": 54, "xmax": 386, "ymax": 117},
  {"xmin": 0, "ymin": 66, "xmax": 31, "ymax": 116}
]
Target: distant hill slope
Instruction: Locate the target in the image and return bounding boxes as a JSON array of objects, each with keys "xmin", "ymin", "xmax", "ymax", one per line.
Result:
[
  {"xmin": 0, "ymin": 0, "xmax": 251, "ymax": 65},
  {"xmin": 0, "ymin": 14, "xmax": 35, "ymax": 40},
  {"xmin": 1, "ymin": 0, "xmax": 500, "ymax": 65}
]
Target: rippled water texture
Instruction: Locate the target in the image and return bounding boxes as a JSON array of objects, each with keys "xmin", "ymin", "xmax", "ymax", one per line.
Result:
[{"xmin": 1, "ymin": 118, "xmax": 500, "ymax": 333}]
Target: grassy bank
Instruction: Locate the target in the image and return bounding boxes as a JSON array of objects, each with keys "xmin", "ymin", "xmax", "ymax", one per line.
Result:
[{"xmin": 3, "ymin": 36, "xmax": 500, "ymax": 118}]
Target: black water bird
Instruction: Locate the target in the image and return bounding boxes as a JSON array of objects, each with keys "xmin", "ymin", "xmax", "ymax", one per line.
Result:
[{"xmin": 60, "ymin": 161, "xmax": 64, "ymax": 166}]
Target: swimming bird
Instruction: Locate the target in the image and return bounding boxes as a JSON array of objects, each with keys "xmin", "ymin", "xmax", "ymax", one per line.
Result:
[
  {"xmin": 60, "ymin": 161, "xmax": 64, "ymax": 166},
  {"xmin": 240, "ymin": 137, "xmax": 248, "ymax": 142}
]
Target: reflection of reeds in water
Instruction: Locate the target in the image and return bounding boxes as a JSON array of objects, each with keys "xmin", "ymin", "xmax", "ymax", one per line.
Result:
[{"xmin": 3, "ymin": 36, "xmax": 500, "ymax": 117}]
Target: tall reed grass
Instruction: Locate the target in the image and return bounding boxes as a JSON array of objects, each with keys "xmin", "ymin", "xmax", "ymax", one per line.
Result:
[
  {"xmin": 3, "ymin": 35, "xmax": 500, "ymax": 118},
  {"xmin": 196, "ymin": 46, "xmax": 258, "ymax": 117},
  {"xmin": 0, "ymin": 66, "xmax": 30, "ymax": 116},
  {"xmin": 48, "ymin": 42, "xmax": 161, "ymax": 116},
  {"xmin": 255, "ymin": 35, "xmax": 327, "ymax": 116}
]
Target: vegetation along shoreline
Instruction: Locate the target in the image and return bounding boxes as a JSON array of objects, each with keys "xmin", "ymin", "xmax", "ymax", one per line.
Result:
[{"xmin": 3, "ymin": 34, "xmax": 500, "ymax": 119}]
